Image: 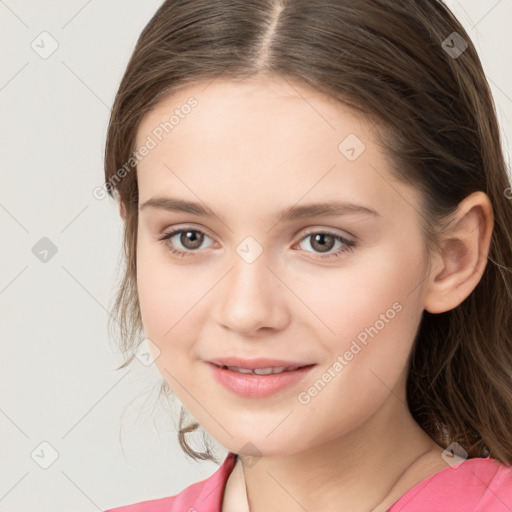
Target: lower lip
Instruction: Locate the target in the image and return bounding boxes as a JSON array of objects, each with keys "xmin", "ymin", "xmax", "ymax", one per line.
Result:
[{"xmin": 207, "ymin": 363, "xmax": 316, "ymax": 398}]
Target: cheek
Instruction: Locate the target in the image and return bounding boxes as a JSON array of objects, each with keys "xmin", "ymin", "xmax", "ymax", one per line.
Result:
[
  {"xmin": 135, "ymin": 234, "xmax": 202, "ymax": 357},
  {"xmin": 296, "ymin": 238, "xmax": 424, "ymax": 345},
  {"xmin": 295, "ymin": 242, "xmax": 423, "ymax": 390},
  {"xmin": 291, "ymin": 243, "xmax": 425, "ymax": 428}
]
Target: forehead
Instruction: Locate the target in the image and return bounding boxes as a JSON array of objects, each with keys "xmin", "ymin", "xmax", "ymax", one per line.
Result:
[
  {"xmin": 136, "ymin": 75, "xmax": 370, "ymax": 147},
  {"xmin": 134, "ymin": 76, "xmax": 418, "ymax": 225}
]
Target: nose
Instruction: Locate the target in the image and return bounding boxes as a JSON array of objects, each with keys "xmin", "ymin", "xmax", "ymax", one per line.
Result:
[{"xmin": 212, "ymin": 251, "xmax": 290, "ymax": 336}]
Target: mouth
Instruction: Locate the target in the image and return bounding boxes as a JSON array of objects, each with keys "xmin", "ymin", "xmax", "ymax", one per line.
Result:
[
  {"xmin": 207, "ymin": 361, "xmax": 317, "ymax": 398},
  {"xmin": 213, "ymin": 364, "xmax": 312, "ymax": 375}
]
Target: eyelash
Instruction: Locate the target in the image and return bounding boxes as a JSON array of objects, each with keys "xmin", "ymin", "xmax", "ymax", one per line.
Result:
[{"xmin": 157, "ymin": 226, "xmax": 356, "ymax": 260}]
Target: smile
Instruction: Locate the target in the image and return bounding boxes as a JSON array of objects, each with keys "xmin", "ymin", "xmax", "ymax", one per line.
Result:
[
  {"xmin": 218, "ymin": 365, "xmax": 303, "ymax": 375},
  {"xmin": 208, "ymin": 362, "xmax": 316, "ymax": 398}
]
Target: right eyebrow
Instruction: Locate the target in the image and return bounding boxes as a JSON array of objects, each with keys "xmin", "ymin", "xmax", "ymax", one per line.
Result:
[{"xmin": 139, "ymin": 197, "xmax": 214, "ymax": 216}]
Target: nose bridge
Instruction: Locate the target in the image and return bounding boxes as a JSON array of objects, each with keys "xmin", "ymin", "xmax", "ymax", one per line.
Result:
[
  {"xmin": 227, "ymin": 240, "xmax": 273, "ymax": 307},
  {"xmin": 214, "ymin": 236, "xmax": 287, "ymax": 333}
]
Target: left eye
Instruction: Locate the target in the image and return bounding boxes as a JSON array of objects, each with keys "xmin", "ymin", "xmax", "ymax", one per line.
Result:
[{"xmin": 295, "ymin": 230, "xmax": 356, "ymax": 258}]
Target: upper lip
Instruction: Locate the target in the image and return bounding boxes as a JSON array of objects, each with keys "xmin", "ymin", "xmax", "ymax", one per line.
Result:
[{"xmin": 207, "ymin": 357, "xmax": 315, "ymax": 369}]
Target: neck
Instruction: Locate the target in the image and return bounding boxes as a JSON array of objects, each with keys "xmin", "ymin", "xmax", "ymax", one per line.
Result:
[{"xmin": 228, "ymin": 387, "xmax": 444, "ymax": 512}]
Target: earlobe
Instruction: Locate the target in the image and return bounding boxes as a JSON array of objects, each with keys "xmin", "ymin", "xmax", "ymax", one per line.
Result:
[{"xmin": 423, "ymin": 191, "xmax": 494, "ymax": 314}]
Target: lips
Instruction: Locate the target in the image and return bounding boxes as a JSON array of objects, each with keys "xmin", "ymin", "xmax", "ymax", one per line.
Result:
[
  {"xmin": 219, "ymin": 365, "xmax": 303, "ymax": 375},
  {"xmin": 206, "ymin": 357, "xmax": 317, "ymax": 398},
  {"xmin": 208, "ymin": 356, "xmax": 314, "ymax": 370}
]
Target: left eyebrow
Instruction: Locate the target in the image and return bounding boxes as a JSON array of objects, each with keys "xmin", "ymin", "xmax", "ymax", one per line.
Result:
[
  {"xmin": 139, "ymin": 196, "xmax": 382, "ymax": 222},
  {"xmin": 278, "ymin": 201, "xmax": 382, "ymax": 221}
]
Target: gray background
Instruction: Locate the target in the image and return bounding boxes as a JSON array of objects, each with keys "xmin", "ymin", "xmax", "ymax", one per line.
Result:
[{"xmin": 1, "ymin": 1, "xmax": 510, "ymax": 511}]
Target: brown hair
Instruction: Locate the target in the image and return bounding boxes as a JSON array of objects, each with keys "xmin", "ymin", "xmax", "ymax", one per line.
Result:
[{"xmin": 104, "ymin": 0, "xmax": 512, "ymax": 464}]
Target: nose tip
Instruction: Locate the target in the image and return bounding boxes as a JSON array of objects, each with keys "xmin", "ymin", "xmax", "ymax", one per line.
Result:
[{"xmin": 213, "ymin": 256, "xmax": 290, "ymax": 335}]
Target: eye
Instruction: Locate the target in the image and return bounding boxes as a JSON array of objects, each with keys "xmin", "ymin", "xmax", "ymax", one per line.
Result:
[
  {"xmin": 157, "ymin": 227, "xmax": 215, "ymax": 258},
  {"xmin": 295, "ymin": 229, "xmax": 356, "ymax": 259}
]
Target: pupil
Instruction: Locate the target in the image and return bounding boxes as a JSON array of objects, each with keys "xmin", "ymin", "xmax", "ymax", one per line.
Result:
[
  {"xmin": 312, "ymin": 233, "xmax": 333, "ymax": 253},
  {"xmin": 182, "ymin": 230, "xmax": 203, "ymax": 249}
]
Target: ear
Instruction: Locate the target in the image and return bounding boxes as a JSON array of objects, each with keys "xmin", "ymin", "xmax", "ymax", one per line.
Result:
[
  {"xmin": 423, "ymin": 191, "xmax": 494, "ymax": 314},
  {"xmin": 118, "ymin": 197, "xmax": 127, "ymax": 221}
]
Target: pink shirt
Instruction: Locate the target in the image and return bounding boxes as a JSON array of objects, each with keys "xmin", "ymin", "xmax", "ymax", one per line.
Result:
[{"xmin": 105, "ymin": 452, "xmax": 512, "ymax": 511}]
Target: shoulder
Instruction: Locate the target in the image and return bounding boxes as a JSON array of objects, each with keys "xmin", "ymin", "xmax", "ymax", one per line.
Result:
[
  {"xmin": 390, "ymin": 457, "xmax": 512, "ymax": 512},
  {"xmin": 469, "ymin": 458, "xmax": 512, "ymax": 511},
  {"xmin": 104, "ymin": 452, "xmax": 238, "ymax": 512}
]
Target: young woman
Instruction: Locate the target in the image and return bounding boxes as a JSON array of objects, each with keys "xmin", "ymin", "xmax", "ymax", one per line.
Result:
[{"xmin": 102, "ymin": 1, "xmax": 512, "ymax": 510}]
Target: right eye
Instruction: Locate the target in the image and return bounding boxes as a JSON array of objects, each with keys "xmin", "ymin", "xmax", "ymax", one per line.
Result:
[{"xmin": 157, "ymin": 227, "xmax": 215, "ymax": 258}]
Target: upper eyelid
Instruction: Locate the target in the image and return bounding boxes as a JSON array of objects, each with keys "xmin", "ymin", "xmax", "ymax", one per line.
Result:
[
  {"xmin": 300, "ymin": 226, "xmax": 354, "ymax": 241},
  {"xmin": 161, "ymin": 223, "xmax": 216, "ymax": 240},
  {"xmin": 161, "ymin": 224, "xmax": 352, "ymax": 236}
]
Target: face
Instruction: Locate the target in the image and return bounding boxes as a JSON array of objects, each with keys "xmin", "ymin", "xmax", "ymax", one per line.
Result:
[{"xmin": 134, "ymin": 75, "xmax": 432, "ymax": 456}]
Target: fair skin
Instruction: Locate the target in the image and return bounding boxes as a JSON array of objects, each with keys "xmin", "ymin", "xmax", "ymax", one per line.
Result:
[{"xmin": 122, "ymin": 75, "xmax": 493, "ymax": 512}]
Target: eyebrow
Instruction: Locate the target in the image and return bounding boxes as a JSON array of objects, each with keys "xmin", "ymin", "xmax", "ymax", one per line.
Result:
[{"xmin": 139, "ymin": 196, "xmax": 382, "ymax": 222}]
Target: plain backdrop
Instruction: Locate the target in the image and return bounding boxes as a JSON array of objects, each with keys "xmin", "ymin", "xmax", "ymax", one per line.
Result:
[{"xmin": 1, "ymin": 1, "xmax": 511, "ymax": 510}]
